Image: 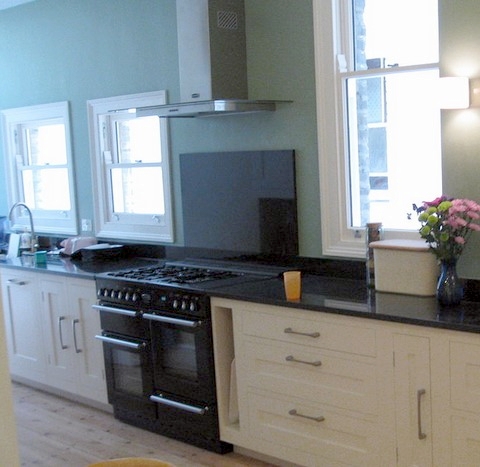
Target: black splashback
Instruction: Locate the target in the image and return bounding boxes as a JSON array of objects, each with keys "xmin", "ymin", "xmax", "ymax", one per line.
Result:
[{"xmin": 180, "ymin": 150, "xmax": 298, "ymax": 257}]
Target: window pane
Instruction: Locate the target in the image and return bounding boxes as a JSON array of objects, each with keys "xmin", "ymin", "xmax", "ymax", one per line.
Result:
[
  {"xmin": 353, "ymin": 0, "xmax": 439, "ymax": 69},
  {"xmin": 368, "ymin": 127, "xmax": 387, "ymax": 172},
  {"xmin": 22, "ymin": 168, "xmax": 72, "ymax": 210},
  {"xmin": 347, "ymin": 69, "xmax": 441, "ymax": 229},
  {"xmin": 25, "ymin": 123, "xmax": 67, "ymax": 165},
  {"xmin": 111, "ymin": 167, "xmax": 165, "ymax": 215},
  {"xmin": 115, "ymin": 116, "xmax": 162, "ymax": 163}
]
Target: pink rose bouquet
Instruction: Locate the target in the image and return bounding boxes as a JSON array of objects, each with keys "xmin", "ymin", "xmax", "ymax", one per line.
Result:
[{"xmin": 414, "ymin": 196, "xmax": 480, "ymax": 261}]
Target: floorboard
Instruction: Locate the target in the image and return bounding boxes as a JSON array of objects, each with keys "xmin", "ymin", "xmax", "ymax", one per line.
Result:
[{"xmin": 12, "ymin": 382, "xmax": 279, "ymax": 467}]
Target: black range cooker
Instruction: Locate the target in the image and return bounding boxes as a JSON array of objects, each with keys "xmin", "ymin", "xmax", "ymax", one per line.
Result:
[{"xmin": 93, "ymin": 261, "xmax": 272, "ymax": 453}]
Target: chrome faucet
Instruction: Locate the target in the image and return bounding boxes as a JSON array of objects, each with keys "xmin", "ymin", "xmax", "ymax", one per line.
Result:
[{"xmin": 8, "ymin": 202, "xmax": 37, "ymax": 253}]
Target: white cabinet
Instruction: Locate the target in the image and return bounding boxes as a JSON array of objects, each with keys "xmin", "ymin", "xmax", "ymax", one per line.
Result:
[
  {"xmin": 440, "ymin": 337, "xmax": 480, "ymax": 466},
  {"xmin": 212, "ymin": 298, "xmax": 393, "ymax": 467},
  {"xmin": 238, "ymin": 307, "xmax": 385, "ymax": 466},
  {"xmin": 388, "ymin": 329, "xmax": 480, "ymax": 467},
  {"xmin": 41, "ymin": 276, "xmax": 75, "ymax": 387},
  {"xmin": 211, "ymin": 297, "xmax": 480, "ymax": 467},
  {"xmin": 40, "ymin": 275, "xmax": 107, "ymax": 403},
  {"xmin": 377, "ymin": 325, "xmax": 480, "ymax": 467},
  {"xmin": 1, "ymin": 269, "xmax": 47, "ymax": 383},
  {"xmin": 392, "ymin": 334, "xmax": 433, "ymax": 466},
  {"xmin": 1, "ymin": 267, "xmax": 107, "ymax": 405},
  {"xmin": 68, "ymin": 279, "xmax": 106, "ymax": 402}
]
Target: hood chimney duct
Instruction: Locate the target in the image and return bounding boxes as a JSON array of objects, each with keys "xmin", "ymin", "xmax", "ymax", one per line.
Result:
[{"xmin": 135, "ymin": 0, "xmax": 291, "ymax": 118}]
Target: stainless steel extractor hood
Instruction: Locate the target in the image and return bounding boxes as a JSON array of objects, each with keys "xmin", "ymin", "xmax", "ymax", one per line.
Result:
[
  {"xmin": 136, "ymin": 99, "xmax": 283, "ymax": 118},
  {"xmin": 135, "ymin": 0, "xmax": 290, "ymax": 118}
]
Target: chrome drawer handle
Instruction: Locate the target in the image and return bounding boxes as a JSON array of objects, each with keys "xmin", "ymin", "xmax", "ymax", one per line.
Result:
[
  {"xmin": 143, "ymin": 312, "xmax": 201, "ymax": 328},
  {"xmin": 92, "ymin": 304, "xmax": 137, "ymax": 317},
  {"xmin": 289, "ymin": 408, "xmax": 325, "ymax": 422},
  {"xmin": 150, "ymin": 394, "xmax": 207, "ymax": 415},
  {"xmin": 58, "ymin": 316, "xmax": 68, "ymax": 350},
  {"xmin": 417, "ymin": 388, "xmax": 427, "ymax": 440},
  {"xmin": 95, "ymin": 334, "xmax": 145, "ymax": 350},
  {"xmin": 72, "ymin": 319, "xmax": 82, "ymax": 354},
  {"xmin": 285, "ymin": 355, "xmax": 322, "ymax": 367},
  {"xmin": 284, "ymin": 327, "xmax": 320, "ymax": 338},
  {"xmin": 7, "ymin": 279, "xmax": 27, "ymax": 285}
]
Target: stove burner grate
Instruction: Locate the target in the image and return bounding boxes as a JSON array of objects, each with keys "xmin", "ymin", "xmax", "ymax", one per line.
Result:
[{"xmin": 107, "ymin": 264, "xmax": 242, "ymax": 285}]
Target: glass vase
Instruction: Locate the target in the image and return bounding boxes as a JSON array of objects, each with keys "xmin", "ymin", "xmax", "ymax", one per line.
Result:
[{"xmin": 436, "ymin": 258, "xmax": 463, "ymax": 306}]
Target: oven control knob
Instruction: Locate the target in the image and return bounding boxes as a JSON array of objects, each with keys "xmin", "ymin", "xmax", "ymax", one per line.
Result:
[
  {"xmin": 117, "ymin": 290, "xmax": 123, "ymax": 300},
  {"xmin": 125, "ymin": 291, "xmax": 131, "ymax": 301},
  {"xmin": 172, "ymin": 298, "xmax": 179, "ymax": 309},
  {"xmin": 110, "ymin": 289, "xmax": 116, "ymax": 299},
  {"xmin": 189, "ymin": 300, "xmax": 197, "ymax": 312},
  {"xmin": 181, "ymin": 299, "xmax": 187, "ymax": 311},
  {"xmin": 132, "ymin": 292, "xmax": 139, "ymax": 302},
  {"xmin": 103, "ymin": 288, "xmax": 110, "ymax": 297}
]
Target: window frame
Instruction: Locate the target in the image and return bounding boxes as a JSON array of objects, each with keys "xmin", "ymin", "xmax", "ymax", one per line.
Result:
[
  {"xmin": 1, "ymin": 101, "xmax": 78, "ymax": 235},
  {"xmin": 87, "ymin": 91, "xmax": 174, "ymax": 243},
  {"xmin": 313, "ymin": 0, "xmax": 440, "ymax": 258}
]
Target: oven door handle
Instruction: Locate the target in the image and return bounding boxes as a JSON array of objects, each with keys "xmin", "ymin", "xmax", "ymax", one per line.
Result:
[
  {"xmin": 149, "ymin": 394, "xmax": 207, "ymax": 415},
  {"xmin": 142, "ymin": 313, "xmax": 201, "ymax": 328},
  {"xmin": 95, "ymin": 334, "xmax": 145, "ymax": 350},
  {"xmin": 92, "ymin": 304, "xmax": 137, "ymax": 317}
]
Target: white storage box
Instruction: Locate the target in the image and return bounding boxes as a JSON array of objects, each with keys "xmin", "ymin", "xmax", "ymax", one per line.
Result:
[{"xmin": 369, "ymin": 239, "xmax": 439, "ymax": 296}]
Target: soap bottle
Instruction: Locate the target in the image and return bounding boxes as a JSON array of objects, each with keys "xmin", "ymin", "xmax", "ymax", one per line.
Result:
[{"xmin": 366, "ymin": 222, "xmax": 383, "ymax": 288}]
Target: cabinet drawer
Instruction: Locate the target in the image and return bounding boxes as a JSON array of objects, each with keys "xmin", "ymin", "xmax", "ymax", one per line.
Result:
[
  {"xmin": 451, "ymin": 414, "xmax": 480, "ymax": 466},
  {"xmin": 450, "ymin": 341, "xmax": 480, "ymax": 414},
  {"xmin": 241, "ymin": 308, "xmax": 376, "ymax": 356},
  {"xmin": 244, "ymin": 338, "xmax": 378, "ymax": 414},
  {"xmin": 248, "ymin": 391, "xmax": 379, "ymax": 466}
]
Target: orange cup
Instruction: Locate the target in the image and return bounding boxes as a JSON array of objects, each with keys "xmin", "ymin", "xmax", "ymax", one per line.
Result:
[{"xmin": 283, "ymin": 271, "xmax": 301, "ymax": 301}]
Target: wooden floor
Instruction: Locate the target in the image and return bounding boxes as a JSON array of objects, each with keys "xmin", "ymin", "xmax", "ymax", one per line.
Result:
[{"xmin": 12, "ymin": 382, "xmax": 279, "ymax": 467}]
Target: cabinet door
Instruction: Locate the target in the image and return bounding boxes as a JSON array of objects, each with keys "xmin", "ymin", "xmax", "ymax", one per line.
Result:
[
  {"xmin": 393, "ymin": 334, "xmax": 433, "ymax": 467},
  {"xmin": 1, "ymin": 269, "xmax": 46, "ymax": 382},
  {"xmin": 447, "ymin": 340, "xmax": 480, "ymax": 466},
  {"xmin": 41, "ymin": 276, "xmax": 76, "ymax": 390},
  {"xmin": 68, "ymin": 279, "xmax": 107, "ymax": 403}
]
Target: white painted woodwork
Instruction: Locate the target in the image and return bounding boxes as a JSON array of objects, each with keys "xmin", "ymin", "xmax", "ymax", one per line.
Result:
[
  {"xmin": 40, "ymin": 275, "xmax": 107, "ymax": 403},
  {"xmin": 212, "ymin": 299, "xmax": 391, "ymax": 467},
  {"xmin": 1, "ymin": 268, "xmax": 107, "ymax": 405},
  {"xmin": 1, "ymin": 269, "xmax": 47, "ymax": 382},
  {"xmin": 211, "ymin": 297, "xmax": 480, "ymax": 467},
  {"xmin": 392, "ymin": 334, "xmax": 433, "ymax": 466}
]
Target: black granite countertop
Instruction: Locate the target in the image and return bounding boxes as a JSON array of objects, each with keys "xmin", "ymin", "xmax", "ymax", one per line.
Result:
[
  {"xmin": 210, "ymin": 273, "xmax": 480, "ymax": 334},
  {"xmin": 2, "ymin": 253, "xmax": 480, "ymax": 335},
  {"xmin": 0, "ymin": 254, "xmax": 161, "ymax": 278}
]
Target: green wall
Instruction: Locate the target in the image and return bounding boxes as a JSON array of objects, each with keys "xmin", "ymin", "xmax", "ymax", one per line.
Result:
[
  {"xmin": 3, "ymin": 0, "xmax": 480, "ymax": 280},
  {"xmin": 439, "ymin": 0, "xmax": 480, "ymax": 279},
  {"xmin": 0, "ymin": 0, "xmax": 319, "ymax": 256}
]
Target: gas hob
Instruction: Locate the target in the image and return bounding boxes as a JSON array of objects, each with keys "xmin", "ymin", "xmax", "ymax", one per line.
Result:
[
  {"xmin": 96, "ymin": 260, "xmax": 276, "ymax": 292},
  {"xmin": 106, "ymin": 263, "xmax": 241, "ymax": 285}
]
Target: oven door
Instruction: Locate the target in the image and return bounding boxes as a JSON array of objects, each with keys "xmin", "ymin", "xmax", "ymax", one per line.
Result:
[
  {"xmin": 144, "ymin": 312, "xmax": 217, "ymax": 404},
  {"xmin": 95, "ymin": 330, "xmax": 156, "ymax": 419}
]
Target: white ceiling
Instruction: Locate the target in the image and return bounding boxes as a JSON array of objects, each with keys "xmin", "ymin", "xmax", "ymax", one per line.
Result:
[{"xmin": 0, "ymin": 0, "xmax": 34, "ymax": 10}]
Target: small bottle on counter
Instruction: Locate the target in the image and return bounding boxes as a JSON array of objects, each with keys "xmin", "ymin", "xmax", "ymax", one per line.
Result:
[{"xmin": 366, "ymin": 222, "xmax": 383, "ymax": 288}]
